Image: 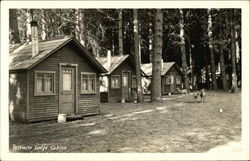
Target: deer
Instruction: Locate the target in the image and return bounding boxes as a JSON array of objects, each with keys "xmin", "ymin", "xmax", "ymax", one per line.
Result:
[
  {"xmin": 177, "ymin": 87, "xmax": 188, "ymax": 95},
  {"xmin": 192, "ymin": 88, "xmax": 206, "ymax": 103},
  {"xmin": 176, "ymin": 87, "xmax": 188, "ymax": 102},
  {"xmin": 199, "ymin": 88, "xmax": 206, "ymax": 102}
]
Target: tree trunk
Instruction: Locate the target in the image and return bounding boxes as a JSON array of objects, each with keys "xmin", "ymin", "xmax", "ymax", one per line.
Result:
[
  {"xmin": 229, "ymin": 9, "xmax": 238, "ymax": 93},
  {"xmin": 79, "ymin": 9, "xmax": 86, "ymax": 46},
  {"xmin": 149, "ymin": 22, "xmax": 154, "ymax": 63},
  {"xmin": 118, "ymin": 9, "xmax": 123, "ymax": 56},
  {"xmin": 207, "ymin": 9, "xmax": 217, "ymax": 90},
  {"xmin": 9, "ymin": 9, "xmax": 20, "ymax": 44},
  {"xmin": 75, "ymin": 9, "xmax": 80, "ymax": 40},
  {"xmin": 180, "ymin": 9, "xmax": 189, "ymax": 92},
  {"xmin": 26, "ymin": 9, "xmax": 32, "ymax": 43},
  {"xmin": 189, "ymin": 44, "xmax": 195, "ymax": 90},
  {"xmin": 133, "ymin": 9, "xmax": 143, "ymax": 102},
  {"xmin": 219, "ymin": 44, "xmax": 228, "ymax": 91},
  {"xmin": 41, "ymin": 9, "xmax": 47, "ymax": 40},
  {"xmin": 204, "ymin": 52, "xmax": 210, "ymax": 89},
  {"xmin": 151, "ymin": 9, "xmax": 163, "ymax": 102}
]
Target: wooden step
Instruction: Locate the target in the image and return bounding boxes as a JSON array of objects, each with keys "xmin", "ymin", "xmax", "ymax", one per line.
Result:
[{"xmin": 66, "ymin": 114, "xmax": 84, "ymax": 121}]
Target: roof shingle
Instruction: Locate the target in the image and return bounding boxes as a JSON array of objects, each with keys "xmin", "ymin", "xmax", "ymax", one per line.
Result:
[
  {"xmin": 9, "ymin": 37, "xmax": 71, "ymax": 70},
  {"xmin": 96, "ymin": 55, "xmax": 129, "ymax": 74}
]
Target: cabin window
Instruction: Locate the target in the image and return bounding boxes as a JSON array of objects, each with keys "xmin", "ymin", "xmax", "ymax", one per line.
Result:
[
  {"xmin": 132, "ymin": 75, "xmax": 137, "ymax": 88},
  {"xmin": 176, "ymin": 76, "xmax": 181, "ymax": 85},
  {"xmin": 63, "ymin": 69, "xmax": 72, "ymax": 90},
  {"xmin": 81, "ymin": 73, "xmax": 96, "ymax": 94},
  {"xmin": 111, "ymin": 75, "xmax": 120, "ymax": 89},
  {"xmin": 165, "ymin": 76, "xmax": 173, "ymax": 85},
  {"xmin": 122, "ymin": 73, "xmax": 128, "ymax": 87},
  {"xmin": 34, "ymin": 71, "xmax": 55, "ymax": 96}
]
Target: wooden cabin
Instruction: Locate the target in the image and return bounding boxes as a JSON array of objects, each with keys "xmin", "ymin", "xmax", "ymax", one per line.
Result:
[
  {"xmin": 9, "ymin": 22, "xmax": 106, "ymax": 122},
  {"xmin": 141, "ymin": 62, "xmax": 183, "ymax": 95},
  {"xmin": 97, "ymin": 53, "xmax": 140, "ymax": 103}
]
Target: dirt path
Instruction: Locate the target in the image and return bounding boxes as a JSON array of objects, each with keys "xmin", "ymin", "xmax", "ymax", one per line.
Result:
[{"xmin": 9, "ymin": 91, "xmax": 241, "ymax": 153}]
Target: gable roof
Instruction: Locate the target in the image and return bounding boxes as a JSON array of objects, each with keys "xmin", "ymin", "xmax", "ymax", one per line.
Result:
[
  {"xmin": 9, "ymin": 37, "xmax": 107, "ymax": 73},
  {"xmin": 141, "ymin": 62, "xmax": 182, "ymax": 76},
  {"xmin": 96, "ymin": 55, "xmax": 130, "ymax": 75}
]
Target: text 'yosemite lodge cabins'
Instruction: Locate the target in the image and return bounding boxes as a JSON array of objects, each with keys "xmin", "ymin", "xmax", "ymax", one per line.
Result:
[{"xmin": 9, "ymin": 21, "xmax": 107, "ymax": 122}]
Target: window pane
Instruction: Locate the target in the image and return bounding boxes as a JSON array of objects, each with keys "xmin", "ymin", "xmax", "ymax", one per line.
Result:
[
  {"xmin": 82, "ymin": 75, "xmax": 88, "ymax": 91},
  {"xmin": 171, "ymin": 75, "xmax": 174, "ymax": 84},
  {"xmin": 37, "ymin": 74, "xmax": 43, "ymax": 92},
  {"xmin": 111, "ymin": 77, "xmax": 115, "ymax": 88},
  {"xmin": 88, "ymin": 76, "xmax": 94, "ymax": 92},
  {"xmin": 44, "ymin": 74, "xmax": 53, "ymax": 92},
  {"xmin": 63, "ymin": 70, "xmax": 72, "ymax": 90},
  {"xmin": 123, "ymin": 75, "xmax": 128, "ymax": 86},
  {"xmin": 115, "ymin": 77, "xmax": 119, "ymax": 87},
  {"xmin": 176, "ymin": 77, "xmax": 181, "ymax": 85}
]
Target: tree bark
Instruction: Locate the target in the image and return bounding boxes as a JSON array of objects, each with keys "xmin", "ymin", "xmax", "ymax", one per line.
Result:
[
  {"xmin": 133, "ymin": 9, "xmax": 143, "ymax": 102},
  {"xmin": 118, "ymin": 9, "xmax": 123, "ymax": 56},
  {"xmin": 229, "ymin": 9, "xmax": 238, "ymax": 92},
  {"xmin": 219, "ymin": 44, "xmax": 228, "ymax": 91},
  {"xmin": 180, "ymin": 9, "xmax": 189, "ymax": 92},
  {"xmin": 41, "ymin": 9, "xmax": 47, "ymax": 40},
  {"xmin": 204, "ymin": 52, "xmax": 210, "ymax": 89},
  {"xmin": 26, "ymin": 9, "xmax": 32, "ymax": 43},
  {"xmin": 79, "ymin": 9, "xmax": 86, "ymax": 46},
  {"xmin": 151, "ymin": 9, "xmax": 163, "ymax": 102},
  {"xmin": 75, "ymin": 9, "xmax": 80, "ymax": 40},
  {"xmin": 149, "ymin": 22, "xmax": 154, "ymax": 63},
  {"xmin": 189, "ymin": 43, "xmax": 195, "ymax": 90},
  {"xmin": 9, "ymin": 9, "xmax": 20, "ymax": 44},
  {"xmin": 207, "ymin": 9, "xmax": 217, "ymax": 90}
]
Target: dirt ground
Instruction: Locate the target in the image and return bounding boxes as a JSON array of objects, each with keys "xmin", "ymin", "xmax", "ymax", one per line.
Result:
[{"xmin": 9, "ymin": 91, "xmax": 241, "ymax": 153}]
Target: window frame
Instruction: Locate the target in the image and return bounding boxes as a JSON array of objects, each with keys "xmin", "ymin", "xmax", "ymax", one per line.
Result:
[
  {"xmin": 176, "ymin": 76, "xmax": 181, "ymax": 85},
  {"xmin": 165, "ymin": 76, "xmax": 174, "ymax": 85},
  {"xmin": 34, "ymin": 70, "xmax": 56, "ymax": 96},
  {"xmin": 111, "ymin": 75, "xmax": 120, "ymax": 89},
  {"xmin": 80, "ymin": 72, "xmax": 96, "ymax": 94}
]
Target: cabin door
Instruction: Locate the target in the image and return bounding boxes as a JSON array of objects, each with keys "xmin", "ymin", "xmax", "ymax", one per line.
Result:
[
  {"xmin": 59, "ymin": 66, "xmax": 76, "ymax": 114},
  {"xmin": 170, "ymin": 72, "xmax": 175, "ymax": 93},
  {"xmin": 122, "ymin": 71, "xmax": 129, "ymax": 100}
]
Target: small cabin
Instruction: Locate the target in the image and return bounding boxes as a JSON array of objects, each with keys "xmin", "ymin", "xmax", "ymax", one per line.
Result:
[
  {"xmin": 141, "ymin": 62, "xmax": 183, "ymax": 95},
  {"xmin": 97, "ymin": 53, "xmax": 139, "ymax": 103},
  {"xmin": 9, "ymin": 22, "xmax": 106, "ymax": 122}
]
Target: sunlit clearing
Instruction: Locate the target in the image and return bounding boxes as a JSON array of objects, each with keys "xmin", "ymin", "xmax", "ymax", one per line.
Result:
[{"xmin": 88, "ymin": 129, "xmax": 106, "ymax": 135}]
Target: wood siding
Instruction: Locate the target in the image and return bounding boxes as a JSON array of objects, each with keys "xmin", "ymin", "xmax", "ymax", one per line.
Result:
[
  {"xmin": 141, "ymin": 65, "xmax": 182, "ymax": 95},
  {"xmin": 163, "ymin": 66, "xmax": 182, "ymax": 94},
  {"xmin": 28, "ymin": 42, "xmax": 100, "ymax": 122},
  {"xmin": 108, "ymin": 58, "xmax": 136, "ymax": 103},
  {"xmin": 9, "ymin": 72, "xmax": 27, "ymax": 122}
]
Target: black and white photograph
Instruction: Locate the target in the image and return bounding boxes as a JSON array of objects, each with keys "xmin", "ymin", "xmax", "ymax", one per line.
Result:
[{"xmin": 1, "ymin": 0, "xmax": 249, "ymax": 161}]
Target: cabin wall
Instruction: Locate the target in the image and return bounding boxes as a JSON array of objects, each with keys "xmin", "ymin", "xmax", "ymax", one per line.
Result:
[
  {"xmin": 108, "ymin": 59, "xmax": 136, "ymax": 103},
  {"xmin": 28, "ymin": 42, "xmax": 100, "ymax": 122},
  {"xmin": 9, "ymin": 72, "xmax": 27, "ymax": 122},
  {"xmin": 142, "ymin": 65, "xmax": 183, "ymax": 95},
  {"xmin": 163, "ymin": 66, "xmax": 182, "ymax": 94}
]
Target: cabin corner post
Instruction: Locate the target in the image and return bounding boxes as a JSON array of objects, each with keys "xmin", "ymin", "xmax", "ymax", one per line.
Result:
[
  {"xmin": 58, "ymin": 64, "xmax": 62, "ymax": 114},
  {"xmin": 75, "ymin": 64, "xmax": 78, "ymax": 115},
  {"xmin": 26, "ymin": 71, "xmax": 30, "ymax": 122}
]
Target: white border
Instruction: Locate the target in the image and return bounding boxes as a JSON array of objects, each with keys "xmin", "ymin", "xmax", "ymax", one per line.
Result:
[{"xmin": 1, "ymin": 1, "xmax": 249, "ymax": 160}]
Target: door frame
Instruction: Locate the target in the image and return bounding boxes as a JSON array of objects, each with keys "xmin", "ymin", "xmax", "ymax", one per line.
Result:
[
  {"xmin": 59, "ymin": 63, "xmax": 78, "ymax": 114},
  {"xmin": 121, "ymin": 70, "xmax": 129, "ymax": 100}
]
